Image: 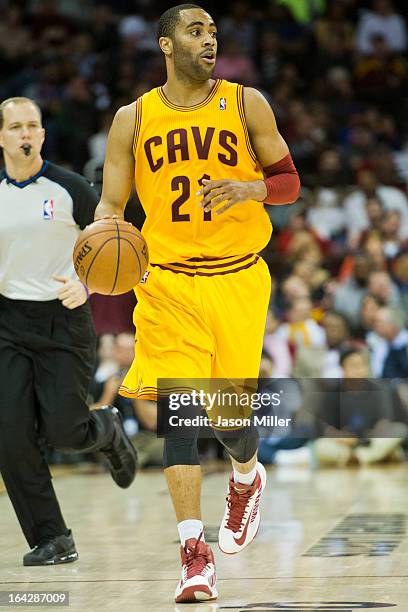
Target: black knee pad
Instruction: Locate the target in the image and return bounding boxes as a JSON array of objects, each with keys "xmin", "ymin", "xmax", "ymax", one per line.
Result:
[
  {"xmin": 213, "ymin": 424, "xmax": 259, "ymax": 463},
  {"xmin": 163, "ymin": 435, "xmax": 200, "ymax": 468}
]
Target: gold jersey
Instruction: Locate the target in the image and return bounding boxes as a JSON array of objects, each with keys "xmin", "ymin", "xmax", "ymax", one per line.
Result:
[{"xmin": 133, "ymin": 79, "xmax": 272, "ymax": 263}]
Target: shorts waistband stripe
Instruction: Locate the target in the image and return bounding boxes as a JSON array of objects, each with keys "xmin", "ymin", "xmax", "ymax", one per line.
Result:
[
  {"xmin": 167, "ymin": 254, "xmax": 253, "ymax": 270},
  {"xmin": 151, "ymin": 255, "xmax": 259, "ymax": 276},
  {"xmin": 185, "ymin": 255, "xmax": 239, "ymax": 262}
]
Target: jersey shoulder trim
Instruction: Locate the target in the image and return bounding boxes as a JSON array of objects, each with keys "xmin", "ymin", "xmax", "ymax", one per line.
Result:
[
  {"xmin": 133, "ymin": 97, "xmax": 143, "ymax": 155},
  {"xmin": 236, "ymin": 84, "xmax": 257, "ymax": 164},
  {"xmin": 157, "ymin": 79, "xmax": 222, "ymax": 112}
]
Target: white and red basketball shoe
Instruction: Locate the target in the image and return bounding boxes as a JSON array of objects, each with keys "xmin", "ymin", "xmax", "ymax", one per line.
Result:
[
  {"xmin": 174, "ymin": 533, "xmax": 218, "ymax": 603},
  {"xmin": 218, "ymin": 461, "xmax": 266, "ymax": 555}
]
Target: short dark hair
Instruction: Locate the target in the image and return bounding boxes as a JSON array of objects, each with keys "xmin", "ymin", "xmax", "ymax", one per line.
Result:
[
  {"xmin": 339, "ymin": 346, "xmax": 365, "ymax": 366},
  {"xmin": 157, "ymin": 4, "xmax": 203, "ymax": 40},
  {"xmin": 0, "ymin": 97, "xmax": 42, "ymax": 130}
]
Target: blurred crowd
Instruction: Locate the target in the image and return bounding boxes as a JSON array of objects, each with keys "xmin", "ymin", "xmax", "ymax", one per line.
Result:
[{"xmin": 1, "ymin": 0, "xmax": 408, "ymax": 468}]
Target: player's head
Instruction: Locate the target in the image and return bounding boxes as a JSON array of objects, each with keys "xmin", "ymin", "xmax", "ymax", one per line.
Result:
[
  {"xmin": 0, "ymin": 97, "xmax": 44, "ymax": 162},
  {"xmin": 158, "ymin": 5, "xmax": 217, "ymax": 82}
]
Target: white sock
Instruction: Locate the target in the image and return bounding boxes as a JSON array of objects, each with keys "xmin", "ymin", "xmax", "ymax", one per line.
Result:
[
  {"xmin": 233, "ymin": 464, "xmax": 257, "ymax": 485},
  {"xmin": 177, "ymin": 519, "xmax": 204, "ymax": 546}
]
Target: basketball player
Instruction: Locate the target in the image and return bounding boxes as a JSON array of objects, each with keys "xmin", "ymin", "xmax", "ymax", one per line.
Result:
[
  {"xmin": 95, "ymin": 4, "xmax": 300, "ymax": 603},
  {"xmin": 0, "ymin": 97, "xmax": 137, "ymax": 566}
]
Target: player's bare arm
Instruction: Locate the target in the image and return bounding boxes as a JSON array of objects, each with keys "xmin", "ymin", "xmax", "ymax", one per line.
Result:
[
  {"xmin": 198, "ymin": 87, "xmax": 299, "ymax": 215},
  {"xmin": 243, "ymin": 87, "xmax": 290, "ymax": 167},
  {"xmin": 94, "ymin": 103, "xmax": 136, "ymax": 219}
]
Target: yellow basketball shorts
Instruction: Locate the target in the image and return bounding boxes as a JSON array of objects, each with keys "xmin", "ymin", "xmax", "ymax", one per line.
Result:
[{"xmin": 119, "ymin": 254, "xmax": 271, "ymax": 401}]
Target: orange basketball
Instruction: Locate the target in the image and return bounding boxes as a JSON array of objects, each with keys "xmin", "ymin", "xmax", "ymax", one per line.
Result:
[{"xmin": 73, "ymin": 219, "xmax": 149, "ymax": 295}]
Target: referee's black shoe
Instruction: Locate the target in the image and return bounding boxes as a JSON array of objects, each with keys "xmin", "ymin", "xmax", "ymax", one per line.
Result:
[
  {"xmin": 101, "ymin": 406, "xmax": 138, "ymax": 488},
  {"xmin": 23, "ymin": 531, "xmax": 78, "ymax": 566}
]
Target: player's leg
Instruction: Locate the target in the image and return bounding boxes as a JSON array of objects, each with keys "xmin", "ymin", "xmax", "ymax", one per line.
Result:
[
  {"xmin": 0, "ymin": 332, "xmax": 71, "ymax": 564},
  {"xmin": 202, "ymin": 257, "xmax": 271, "ymax": 554},
  {"xmin": 134, "ymin": 331, "xmax": 207, "ymax": 535},
  {"xmin": 164, "ymin": 436, "xmax": 217, "ymax": 602},
  {"xmin": 33, "ymin": 303, "xmax": 137, "ymax": 489},
  {"xmin": 163, "ymin": 433, "xmax": 202, "ymax": 522},
  {"xmin": 163, "ymin": 407, "xmax": 217, "ymax": 602},
  {"xmin": 121, "ymin": 267, "xmax": 217, "ymax": 602},
  {"xmin": 164, "ymin": 435, "xmax": 217, "ymax": 603}
]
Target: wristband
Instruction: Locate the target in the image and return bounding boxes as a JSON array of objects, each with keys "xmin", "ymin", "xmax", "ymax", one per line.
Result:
[{"xmin": 263, "ymin": 153, "xmax": 300, "ymax": 204}]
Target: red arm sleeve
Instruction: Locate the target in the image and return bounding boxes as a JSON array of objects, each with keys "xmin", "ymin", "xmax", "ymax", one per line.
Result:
[{"xmin": 263, "ymin": 153, "xmax": 300, "ymax": 205}]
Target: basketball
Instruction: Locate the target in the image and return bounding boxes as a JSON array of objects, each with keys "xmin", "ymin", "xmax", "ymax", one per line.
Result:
[{"xmin": 73, "ymin": 218, "xmax": 149, "ymax": 295}]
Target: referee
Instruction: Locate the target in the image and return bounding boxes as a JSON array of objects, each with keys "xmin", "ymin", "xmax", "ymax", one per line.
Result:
[{"xmin": 0, "ymin": 97, "xmax": 137, "ymax": 566}]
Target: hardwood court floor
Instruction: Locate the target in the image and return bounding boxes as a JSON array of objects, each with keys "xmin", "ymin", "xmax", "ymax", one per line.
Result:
[{"xmin": 1, "ymin": 463, "xmax": 407, "ymax": 611}]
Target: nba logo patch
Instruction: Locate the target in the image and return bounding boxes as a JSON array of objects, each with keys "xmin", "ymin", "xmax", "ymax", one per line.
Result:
[
  {"xmin": 43, "ymin": 199, "xmax": 55, "ymax": 220},
  {"xmin": 219, "ymin": 97, "xmax": 227, "ymax": 111}
]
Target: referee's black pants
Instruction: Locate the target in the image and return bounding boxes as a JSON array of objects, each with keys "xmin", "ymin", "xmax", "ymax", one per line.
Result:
[{"xmin": 0, "ymin": 296, "xmax": 115, "ymax": 549}]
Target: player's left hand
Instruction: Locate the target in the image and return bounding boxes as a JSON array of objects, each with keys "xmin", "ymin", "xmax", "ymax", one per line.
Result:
[
  {"xmin": 53, "ymin": 275, "xmax": 88, "ymax": 309},
  {"xmin": 197, "ymin": 178, "xmax": 267, "ymax": 215}
]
